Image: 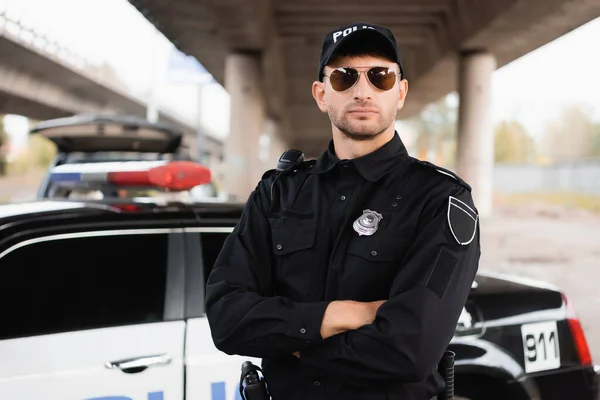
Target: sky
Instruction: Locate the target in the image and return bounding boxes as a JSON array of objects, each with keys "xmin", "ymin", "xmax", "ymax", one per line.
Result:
[
  {"xmin": 490, "ymin": 17, "xmax": 600, "ymax": 137},
  {"xmin": 1, "ymin": 0, "xmax": 600, "ymax": 147}
]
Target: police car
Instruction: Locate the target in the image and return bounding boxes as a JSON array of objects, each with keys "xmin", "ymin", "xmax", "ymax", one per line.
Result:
[
  {"xmin": 0, "ymin": 161, "xmax": 598, "ymax": 400},
  {"xmin": 30, "ymin": 114, "xmax": 220, "ymax": 201}
]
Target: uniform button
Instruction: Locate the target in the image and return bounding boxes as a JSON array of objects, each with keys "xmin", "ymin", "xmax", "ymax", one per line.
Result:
[
  {"xmin": 314, "ymin": 380, "xmax": 321, "ymax": 386},
  {"xmin": 300, "ymin": 328, "xmax": 306, "ymax": 334},
  {"xmin": 276, "ymin": 244, "xmax": 283, "ymax": 250},
  {"xmin": 340, "ymin": 195, "xmax": 346, "ymax": 201},
  {"xmin": 396, "ymin": 195, "xmax": 402, "ymax": 200},
  {"xmin": 392, "ymin": 202, "xmax": 398, "ymax": 207},
  {"xmin": 371, "ymin": 251, "xmax": 378, "ymax": 256}
]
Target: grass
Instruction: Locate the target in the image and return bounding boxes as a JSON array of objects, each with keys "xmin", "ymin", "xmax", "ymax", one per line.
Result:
[{"xmin": 501, "ymin": 191, "xmax": 600, "ymax": 214}]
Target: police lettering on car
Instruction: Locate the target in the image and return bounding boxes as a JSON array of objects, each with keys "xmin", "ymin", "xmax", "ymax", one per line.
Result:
[{"xmin": 205, "ymin": 21, "xmax": 481, "ymax": 400}]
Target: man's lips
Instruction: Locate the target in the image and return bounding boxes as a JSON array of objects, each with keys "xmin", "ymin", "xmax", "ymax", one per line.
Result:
[{"xmin": 348, "ymin": 108, "xmax": 378, "ymax": 113}]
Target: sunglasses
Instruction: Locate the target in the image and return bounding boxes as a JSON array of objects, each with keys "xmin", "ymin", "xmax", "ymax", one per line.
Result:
[{"xmin": 323, "ymin": 66, "xmax": 401, "ymax": 92}]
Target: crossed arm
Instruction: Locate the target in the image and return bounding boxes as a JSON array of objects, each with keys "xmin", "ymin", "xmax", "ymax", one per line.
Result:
[
  {"xmin": 205, "ymin": 179, "xmax": 479, "ymax": 382},
  {"xmin": 291, "ymin": 299, "xmax": 386, "ymax": 358}
]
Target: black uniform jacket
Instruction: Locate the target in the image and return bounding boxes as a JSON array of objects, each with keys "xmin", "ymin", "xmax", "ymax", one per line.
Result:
[{"xmin": 206, "ymin": 133, "xmax": 481, "ymax": 400}]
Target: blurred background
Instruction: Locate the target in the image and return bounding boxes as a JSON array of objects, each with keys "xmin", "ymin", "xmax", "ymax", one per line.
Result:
[{"xmin": 0, "ymin": 0, "xmax": 599, "ymax": 363}]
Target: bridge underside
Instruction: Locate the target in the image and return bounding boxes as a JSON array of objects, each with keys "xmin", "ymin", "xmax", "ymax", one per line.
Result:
[
  {"xmin": 130, "ymin": 0, "xmax": 600, "ymax": 153},
  {"xmin": 128, "ymin": 0, "xmax": 599, "ymax": 212},
  {"xmin": 0, "ymin": 32, "xmax": 224, "ymax": 162}
]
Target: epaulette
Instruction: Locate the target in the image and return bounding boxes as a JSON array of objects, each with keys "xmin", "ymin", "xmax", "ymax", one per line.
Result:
[
  {"xmin": 261, "ymin": 160, "xmax": 315, "ymax": 181},
  {"xmin": 414, "ymin": 159, "xmax": 472, "ymax": 192},
  {"xmin": 261, "ymin": 168, "xmax": 277, "ymax": 180},
  {"xmin": 269, "ymin": 150, "xmax": 314, "ymax": 200},
  {"xmin": 299, "ymin": 159, "xmax": 317, "ymax": 170}
]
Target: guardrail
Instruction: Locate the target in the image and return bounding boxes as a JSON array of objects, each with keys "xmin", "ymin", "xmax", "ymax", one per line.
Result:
[
  {"xmin": 494, "ymin": 159, "xmax": 600, "ymax": 196},
  {"xmin": 0, "ymin": 6, "xmax": 224, "ymax": 150},
  {"xmin": 0, "ymin": 10, "xmax": 114, "ymax": 84}
]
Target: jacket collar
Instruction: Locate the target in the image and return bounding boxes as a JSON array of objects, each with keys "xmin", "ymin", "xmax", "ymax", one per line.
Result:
[{"xmin": 309, "ymin": 132, "xmax": 410, "ymax": 182}]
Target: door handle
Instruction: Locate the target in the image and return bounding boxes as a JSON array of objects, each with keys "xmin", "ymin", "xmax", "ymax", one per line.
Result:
[{"xmin": 105, "ymin": 353, "xmax": 171, "ymax": 372}]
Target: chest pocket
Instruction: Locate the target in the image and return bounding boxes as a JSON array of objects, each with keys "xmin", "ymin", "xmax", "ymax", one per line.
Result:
[
  {"xmin": 269, "ymin": 215, "xmax": 317, "ymax": 300},
  {"xmin": 341, "ymin": 235, "xmax": 411, "ymax": 300},
  {"xmin": 347, "ymin": 234, "xmax": 409, "ymax": 263}
]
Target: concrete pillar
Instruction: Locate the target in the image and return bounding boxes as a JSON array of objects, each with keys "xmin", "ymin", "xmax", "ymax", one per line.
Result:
[
  {"xmin": 261, "ymin": 119, "xmax": 289, "ymax": 173},
  {"xmin": 195, "ymin": 84, "xmax": 207, "ymax": 165},
  {"xmin": 270, "ymin": 132, "xmax": 289, "ymax": 169},
  {"xmin": 224, "ymin": 52, "xmax": 265, "ymax": 201},
  {"xmin": 456, "ymin": 50, "xmax": 496, "ymax": 218}
]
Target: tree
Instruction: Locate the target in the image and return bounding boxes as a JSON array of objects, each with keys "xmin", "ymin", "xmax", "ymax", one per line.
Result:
[
  {"xmin": 544, "ymin": 105, "xmax": 596, "ymax": 163},
  {"xmin": 405, "ymin": 93, "xmax": 458, "ymax": 165},
  {"xmin": 28, "ymin": 133, "xmax": 56, "ymax": 169},
  {"xmin": 3, "ymin": 117, "xmax": 56, "ymax": 175},
  {"xmin": 494, "ymin": 120, "xmax": 536, "ymax": 164},
  {"xmin": 590, "ymin": 123, "xmax": 600, "ymax": 158}
]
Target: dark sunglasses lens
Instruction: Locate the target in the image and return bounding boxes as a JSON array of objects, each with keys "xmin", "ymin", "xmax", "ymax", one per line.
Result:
[
  {"xmin": 329, "ymin": 68, "xmax": 359, "ymax": 91},
  {"xmin": 367, "ymin": 67, "xmax": 397, "ymax": 90}
]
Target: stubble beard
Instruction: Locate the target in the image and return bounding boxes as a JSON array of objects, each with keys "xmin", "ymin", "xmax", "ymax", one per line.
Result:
[{"xmin": 328, "ymin": 105, "xmax": 394, "ymax": 142}]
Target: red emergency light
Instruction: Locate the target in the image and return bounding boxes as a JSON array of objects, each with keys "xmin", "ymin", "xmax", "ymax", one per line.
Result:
[
  {"xmin": 50, "ymin": 160, "xmax": 212, "ymax": 191},
  {"xmin": 109, "ymin": 161, "xmax": 212, "ymax": 190}
]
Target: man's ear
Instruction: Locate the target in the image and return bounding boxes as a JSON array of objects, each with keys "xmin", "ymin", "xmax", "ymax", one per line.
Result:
[
  {"xmin": 397, "ymin": 79, "xmax": 409, "ymax": 111},
  {"xmin": 312, "ymin": 81, "xmax": 328, "ymax": 113}
]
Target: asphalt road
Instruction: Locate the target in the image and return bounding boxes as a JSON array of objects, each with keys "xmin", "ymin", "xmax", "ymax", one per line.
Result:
[{"xmin": 480, "ymin": 202, "xmax": 600, "ymax": 363}]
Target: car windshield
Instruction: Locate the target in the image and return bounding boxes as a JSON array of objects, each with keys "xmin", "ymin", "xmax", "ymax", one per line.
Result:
[{"xmin": 64, "ymin": 150, "xmax": 192, "ymax": 163}]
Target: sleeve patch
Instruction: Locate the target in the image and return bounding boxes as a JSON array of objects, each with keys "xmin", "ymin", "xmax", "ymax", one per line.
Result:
[
  {"xmin": 447, "ymin": 196, "xmax": 478, "ymax": 246},
  {"xmin": 426, "ymin": 247, "xmax": 458, "ymax": 299}
]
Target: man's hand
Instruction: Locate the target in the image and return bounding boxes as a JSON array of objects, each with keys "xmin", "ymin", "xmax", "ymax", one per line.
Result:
[{"xmin": 320, "ymin": 300, "xmax": 386, "ymax": 339}]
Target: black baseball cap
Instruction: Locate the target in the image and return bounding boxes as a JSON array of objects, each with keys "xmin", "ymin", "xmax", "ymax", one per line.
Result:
[{"xmin": 318, "ymin": 22, "xmax": 404, "ymax": 81}]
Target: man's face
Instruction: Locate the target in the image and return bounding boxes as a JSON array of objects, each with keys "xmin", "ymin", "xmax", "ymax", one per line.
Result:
[{"xmin": 312, "ymin": 55, "xmax": 408, "ymax": 141}]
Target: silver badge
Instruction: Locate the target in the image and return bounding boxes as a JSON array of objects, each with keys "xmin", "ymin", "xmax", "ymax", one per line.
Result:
[{"xmin": 353, "ymin": 209, "xmax": 383, "ymax": 236}]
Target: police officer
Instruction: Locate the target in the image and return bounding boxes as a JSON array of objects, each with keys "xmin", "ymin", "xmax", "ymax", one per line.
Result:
[{"xmin": 206, "ymin": 22, "xmax": 480, "ymax": 400}]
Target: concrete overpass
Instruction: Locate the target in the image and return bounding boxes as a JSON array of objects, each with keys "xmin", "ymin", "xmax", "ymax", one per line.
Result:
[
  {"xmin": 129, "ymin": 0, "xmax": 600, "ymax": 215},
  {"xmin": 0, "ymin": 11, "xmax": 224, "ymax": 164}
]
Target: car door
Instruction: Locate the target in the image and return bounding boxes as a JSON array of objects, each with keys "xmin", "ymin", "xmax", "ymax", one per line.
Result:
[
  {"xmin": 0, "ymin": 227, "xmax": 186, "ymax": 400},
  {"xmin": 182, "ymin": 227, "xmax": 258, "ymax": 400}
]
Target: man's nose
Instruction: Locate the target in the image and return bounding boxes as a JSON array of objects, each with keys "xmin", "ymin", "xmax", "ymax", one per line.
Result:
[{"xmin": 352, "ymin": 72, "xmax": 374, "ymax": 100}]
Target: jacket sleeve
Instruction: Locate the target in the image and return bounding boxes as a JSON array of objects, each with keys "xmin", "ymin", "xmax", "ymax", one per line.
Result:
[
  {"xmin": 299, "ymin": 184, "xmax": 481, "ymax": 382},
  {"xmin": 205, "ymin": 176, "xmax": 330, "ymax": 358}
]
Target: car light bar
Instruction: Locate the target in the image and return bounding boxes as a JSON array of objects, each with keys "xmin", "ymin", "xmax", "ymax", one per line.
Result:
[{"xmin": 49, "ymin": 160, "xmax": 212, "ymax": 191}]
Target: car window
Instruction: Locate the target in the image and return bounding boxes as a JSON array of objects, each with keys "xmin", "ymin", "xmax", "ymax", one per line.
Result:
[
  {"xmin": 0, "ymin": 232, "xmax": 169, "ymax": 340},
  {"xmin": 63, "ymin": 151, "xmax": 193, "ymax": 163},
  {"xmin": 199, "ymin": 232, "xmax": 230, "ymax": 285}
]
